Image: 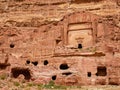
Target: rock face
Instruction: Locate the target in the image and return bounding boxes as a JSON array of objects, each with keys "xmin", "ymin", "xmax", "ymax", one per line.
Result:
[{"xmin": 0, "ymin": 0, "xmax": 120, "ymax": 85}]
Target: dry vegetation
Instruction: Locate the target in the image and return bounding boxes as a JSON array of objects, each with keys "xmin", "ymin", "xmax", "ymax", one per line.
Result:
[{"xmin": 0, "ymin": 73, "xmax": 120, "ymax": 90}]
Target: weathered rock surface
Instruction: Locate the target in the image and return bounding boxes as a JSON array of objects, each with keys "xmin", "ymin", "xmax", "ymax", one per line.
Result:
[{"xmin": 0, "ymin": 0, "xmax": 120, "ymax": 86}]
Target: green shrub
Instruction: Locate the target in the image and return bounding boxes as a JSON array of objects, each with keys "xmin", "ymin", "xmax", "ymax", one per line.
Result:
[
  {"xmin": 92, "ymin": 47, "xmax": 96, "ymax": 52},
  {"xmin": 14, "ymin": 81, "xmax": 20, "ymax": 86},
  {"xmin": 27, "ymin": 82, "xmax": 36, "ymax": 87},
  {"xmin": 43, "ymin": 80, "xmax": 67, "ymax": 89},
  {"xmin": 0, "ymin": 74, "xmax": 8, "ymax": 80}
]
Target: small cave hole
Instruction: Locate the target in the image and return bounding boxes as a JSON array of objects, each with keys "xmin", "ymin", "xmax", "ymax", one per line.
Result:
[
  {"xmin": 78, "ymin": 44, "xmax": 82, "ymax": 49},
  {"xmin": 96, "ymin": 66, "xmax": 107, "ymax": 76},
  {"xmin": 10, "ymin": 44, "xmax": 15, "ymax": 48},
  {"xmin": 44, "ymin": 60, "xmax": 48, "ymax": 65},
  {"xmin": 56, "ymin": 40, "xmax": 61, "ymax": 45},
  {"xmin": 26, "ymin": 60, "xmax": 30, "ymax": 64},
  {"xmin": 11, "ymin": 67, "xmax": 31, "ymax": 80},
  {"xmin": 59, "ymin": 63, "xmax": 69, "ymax": 70},
  {"xmin": 32, "ymin": 61, "xmax": 38, "ymax": 66},
  {"xmin": 62, "ymin": 72, "xmax": 72, "ymax": 76},
  {"xmin": 87, "ymin": 72, "xmax": 91, "ymax": 77},
  {"xmin": 52, "ymin": 75, "xmax": 56, "ymax": 80}
]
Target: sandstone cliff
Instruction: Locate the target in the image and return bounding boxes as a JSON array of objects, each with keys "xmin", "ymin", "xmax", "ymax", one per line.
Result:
[{"xmin": 0, "ymin": 0, "xmax": 120, "ymax": 86}]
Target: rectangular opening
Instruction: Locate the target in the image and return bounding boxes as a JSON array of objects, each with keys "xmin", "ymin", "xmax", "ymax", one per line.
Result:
[
  {"xmin": 96, "ymin": 66, "xmax": 107, "ymax": 76},
  {"xmin": 78, "ymin": 44, "xmax": 82, "ymax": 49},
  {"xmin": 87, "ymin": 72, "xmax": 91, "ymax": 77}
]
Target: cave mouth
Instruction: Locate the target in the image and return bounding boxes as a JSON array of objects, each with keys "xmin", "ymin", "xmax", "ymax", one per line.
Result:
[
  {"xmin": 56, "ymin": 40, "xmax": 61, "ymax": 45},
  {"xmin": 87, "ymin": 72, "xmax": 91, "ymax": 77},
  {"xmin": 32, "ymin": 61, "xmax": 38, "ymax": 66},
  {"xmin": 10, "ymin": 44, "xmax": 15, "ymax": 48},
  {"xmin": 78, "ymin": 44, "xmax": 82, "ymax": 49},
  {"xmin": 44, "ymin": 60, "xmax": 48, "ymax": 65},
  {"xmin": 52, "ymin": 75, "xmax": 56, "ymax": 80},
  {"xmin": 62, "ymin": 72, "xmax": 72, "ymax": 76},
  {"xmin": 96, "ymin": 66, "xmax": 107, "ymax": 76},
  {"xmin": 11, "ymin": 67, "xmax": 31, "ymax": 80},
  {"xmin": 26, "ymin": 60, "xmax": 30, "ymax": 64},
  {"xmin": 59, "ymin": 63, "xmax": 69, "ymax": 70}
]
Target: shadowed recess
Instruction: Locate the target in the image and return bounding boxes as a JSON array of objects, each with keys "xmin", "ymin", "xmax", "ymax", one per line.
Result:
[
  {"xmin": 0, "ymin": 63, "xmax": 10, "ymax": 70},
  {"xmin": 52, "ymin": 75, "xmax": 57, "ymax": 80},
  {"xmin": 71, "ymin": 0, "xmax": 103, "ymax": 3},
  {"xmin": 60, "ymin": 63, "xmax": 69, "ymax": 70},
  {"xmin": 56, "ymin": 40, "xmax": 61, "ymax": 45},
  {"xmin": 10, "ymin": 44, "xmax": 15, "ymax": 48},
  {"xmin": 87, "ymin": 72, "xmax": 91, "ymax": 77},
  {"xmin": 32, "ymin": 61, "xmax": 38, "ymax": 66},
  {"xmin": 96, "ymin": 66, "xmax": 107, "ymax": 76},
  {"xmin": 26, "ymin": 60, "xmax": 30, "ymax": 64},
  {"xmin": 44, "ymin": 60, "xmax": 48, "ymax": 65},
  {"xmin": 11, "ymin": 67, "xmax": 31, "ymax": 80},
  {"xmin": 62, "ymin": 72, "xmax": 72, "ymax": 76},
  {"xmin": 78, "ymin": 44, "xmax": 82, "ymax": 49}
]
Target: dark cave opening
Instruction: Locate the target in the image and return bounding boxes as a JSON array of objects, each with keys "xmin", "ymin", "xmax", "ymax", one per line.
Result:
[
  {"xmin": 59, "ymin": 63, "xmax": 69, "ymax": 70},
  {"xmin": 10, "ymin": 44, "xmax": 15, "ymax": 48},
  {"xmin": 56, "ymin": 40, "xmax": 61, "ymax": 45},
  {"xmin": 26, "ymin": 60, "xmax": 30, "ymax": 64},
  {"xmin": 44, "ymin": 60, "xmax": 48, "ymax": 65},
  {"xmin": 62, "ymin": 72, "xmax": 72, "ymax": 76},
  {"xmin": 87, "ymin": 72, "xmax": 91, "ymax": 77},
  {"xmin": 78, "ymin": 44, "xmax": 82, "ymax": 49},
  {"xmin": 96, "ymin": 66, "xmax": 107, "ymax": 76},
  {"xmin": 11, "ymin": 67, "xmax": 31, "ymax": 80},
  {"xmin": 52, "ymin": 75, "xmax": 56, "ymax": 80},
  {"xmin": 32, "ymin": 61, "xmax": 38, "ymax": 66}
]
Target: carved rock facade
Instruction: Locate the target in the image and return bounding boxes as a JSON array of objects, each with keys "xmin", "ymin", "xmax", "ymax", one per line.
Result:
[{"xmin": 0, "ymin": 0, "xmax": 120, "ymax": 85}]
